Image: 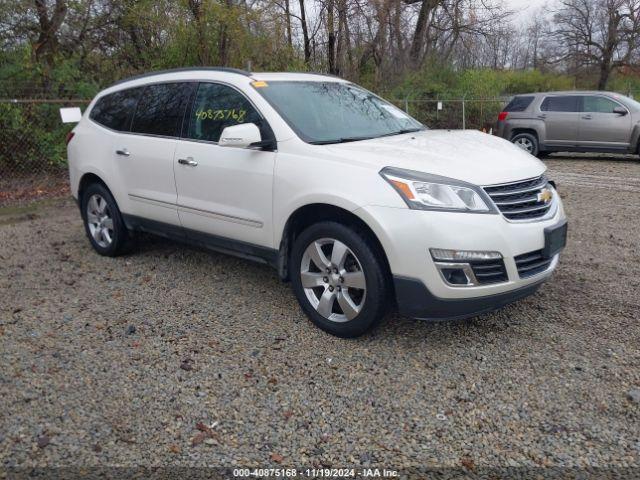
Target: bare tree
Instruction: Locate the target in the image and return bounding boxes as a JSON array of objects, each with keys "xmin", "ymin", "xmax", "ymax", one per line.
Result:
[{"xmin": 552, "ymin": 0, "xmax": 640, "ymax": 89}]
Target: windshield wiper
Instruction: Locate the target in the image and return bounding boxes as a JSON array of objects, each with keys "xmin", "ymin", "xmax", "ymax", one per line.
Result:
[
  {"xmin": 309, "ymin": 136, "xmax": 375, "ymax": 145},
  {"xmin": 379, "ymin": 127, "xmax": 426, "ymax": 137},
  {"xmin": 310, "ymin": 128, "xmax": 425, "ymax": 145}
]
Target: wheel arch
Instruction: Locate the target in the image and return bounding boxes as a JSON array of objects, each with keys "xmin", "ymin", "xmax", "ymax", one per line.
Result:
[
  {"xmin": 631, "ymin": 123, "xmax": 640, "ymax": 153},
  {"xmin": 510, "ymin": 128, "xmax": 540, "ymax": 142},
  {"xmin": 277, "ymin": 203, "xmax": 392, "ymax": 284},
  {"xmin": 78, "ymin": 172, "xmax": 113, "ymax": 207}
]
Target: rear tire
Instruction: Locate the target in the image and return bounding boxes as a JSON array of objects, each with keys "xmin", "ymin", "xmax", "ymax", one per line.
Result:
[
  {"xmin": 81, "ymin": 183, "xmax": 133, "ymax": 256},
  {"xmin": 511, "ymin": 133, "xmax": 539, "ymax": 157},
  {"xmin": 289, "ymin": 221, "xmax": 389, "ymax": 338}
]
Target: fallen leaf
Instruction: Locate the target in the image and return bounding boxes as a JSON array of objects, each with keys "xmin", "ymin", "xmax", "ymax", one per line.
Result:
[
  {"xmin": 195, "ymin": 422, "xmax": 210, "ymax": 433},
  {"xmin": 169, "ymin": 444, "xmax": 181, "ymax": 454},
  {"xmin": 271, "ymin": 453, "xmax": 284, "ymax": 463},
  {"xmin": 461, "ymin": 457, "xmax": 475, "ymax": 470},
  {"xmin": 191, "ymin": 432, "xmax": 206, "ymax": 446}
]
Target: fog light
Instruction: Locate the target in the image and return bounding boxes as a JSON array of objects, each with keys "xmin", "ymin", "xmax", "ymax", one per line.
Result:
[
  {"xmin": 441, "ymin": 268, "xmax": 470, "ymax": 285},
  {"xmin": 430, "ymin": 248, "xmax": 502, "ymax": 262}
]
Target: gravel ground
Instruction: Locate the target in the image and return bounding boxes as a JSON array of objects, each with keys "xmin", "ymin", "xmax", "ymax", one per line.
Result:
[{"xmin": 1, "ymin": 155, "xmax": 639, "ymax": 474}]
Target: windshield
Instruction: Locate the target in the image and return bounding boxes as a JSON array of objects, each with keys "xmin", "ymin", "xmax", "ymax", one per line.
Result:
[
  {"xmin": 615, "ymin": 93, "xmax": 640, "ymax": 111},
  {"xmin": 254, "ymin": 81, "xmax": 425, "ymax": 144}
]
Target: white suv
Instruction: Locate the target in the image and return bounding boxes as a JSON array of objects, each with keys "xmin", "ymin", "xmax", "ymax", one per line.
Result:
[{"xmin": 67, "ymin": 68, "xmax": 567, "ymax": 337}]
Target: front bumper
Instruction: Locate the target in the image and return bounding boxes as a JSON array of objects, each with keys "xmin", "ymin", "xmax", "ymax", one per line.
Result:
[
  {"xmin": 354, "ymin": 200, "xmax": 566, "ymax": 317},
  {"xmin": 393, "ymin": 275, "xmax": 545, "ymax": 320}
]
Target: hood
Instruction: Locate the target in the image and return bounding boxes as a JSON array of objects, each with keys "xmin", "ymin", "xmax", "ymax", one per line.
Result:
[{"xmin": 324, "ymin": 129, "xmax": 546, "ymax": 185}]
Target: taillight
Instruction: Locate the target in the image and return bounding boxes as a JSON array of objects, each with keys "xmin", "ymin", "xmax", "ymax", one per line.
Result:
[
  {"xmin": 497, "ymin": 111, "xmax": 508, "ymax": 122},
  {"xmin": 66, "ymin": 131, "xmax": 75, "ymax": 145}
]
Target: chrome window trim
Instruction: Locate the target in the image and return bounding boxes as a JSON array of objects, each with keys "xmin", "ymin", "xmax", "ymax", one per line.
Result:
[
  {"xmin": 128, "ymin": 194, "xmax": 263, "ymax": 228},
  {"xmin": 87, "ymin": 78, "xmax": 277, "ymax": 149}
]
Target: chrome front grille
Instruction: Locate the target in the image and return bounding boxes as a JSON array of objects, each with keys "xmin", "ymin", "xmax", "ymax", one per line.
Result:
[
  {"xmin": 514, "ymin": 249, "xmax": 553, "ymax": 278},
  {"xmin": 483, "ymin": 175, "xmax": 553, "ymax": 221}
]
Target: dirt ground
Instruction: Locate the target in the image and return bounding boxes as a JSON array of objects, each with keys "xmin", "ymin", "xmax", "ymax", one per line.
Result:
[{"xmin": 1, "ymin": 154, "xmax": 638, "ymax": 476}]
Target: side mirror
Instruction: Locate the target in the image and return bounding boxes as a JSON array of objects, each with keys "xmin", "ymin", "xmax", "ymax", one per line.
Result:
[
  {"xmin": 613, "ymin": 106, "xmax": 628, "ymax": 116},
  {"xmin": 219, "ymin": 123, "xmax": 262, "ymax": 148}
]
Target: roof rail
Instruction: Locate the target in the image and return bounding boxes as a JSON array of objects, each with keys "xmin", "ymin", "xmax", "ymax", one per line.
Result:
[
  {"xmin": 253, "ymin": 70, "xmax": 343, "ymax": 80},
  {"xmin": 112, "ymin": 67, "xmax": 253, "ymax": 86}
]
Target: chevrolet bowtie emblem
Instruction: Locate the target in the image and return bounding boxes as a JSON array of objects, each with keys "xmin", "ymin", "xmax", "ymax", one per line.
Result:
[{"xmin": 537, "ymin": 188, "xmax": 553, "ymax": 204}]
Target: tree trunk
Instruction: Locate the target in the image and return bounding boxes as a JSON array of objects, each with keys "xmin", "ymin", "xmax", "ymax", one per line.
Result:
[
  {"xmin": 597, "ymin": 8, "xmax": 621, "ymax": 90},
  {"xmin": 409, "ymin": 0, "xmax": 437, "ymax": 66},
  {"xmin": 298, "ymin": 0, "xmax": 312, "ymax": 64},
  {"xmin": 218, "ymin": 0, "xmax": 234, "ymax": 66},
  {"xmin": 393, "ymin": 0, "xmax": 403, "ymax": 64},
  {"xmin": 284, "ymin": 0, "xmax": 293, "ymax": 48},
  {"xmin": 32, "ymin": 0, "xmax": 68, "ymax": 66},
  {"xmin": 327, "ymin": 0, "xmax": 337, "ymax": 74},
  {"xmin": 188, "ymin": 0, "xmax": 210, "ymax": 65},
  {"xmin": 598, "ymin": 61, "xmax": 611, "ymax": 90},
  {"xmin": 338, "ymin": 0, "xmax": 353, "ymax": 73}
]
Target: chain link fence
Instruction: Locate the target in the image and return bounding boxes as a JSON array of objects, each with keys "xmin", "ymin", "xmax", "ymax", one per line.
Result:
[
  {"xmin": 389, "ymin": 97, "xmax": 508, "ymax": 131},
  {"xmin": 0, "ymin": 96, "xmax": 507, "ymax": 204},
  {"xmin": 0, "ymin": 99, "xmax": 88, "ymax": 204}
]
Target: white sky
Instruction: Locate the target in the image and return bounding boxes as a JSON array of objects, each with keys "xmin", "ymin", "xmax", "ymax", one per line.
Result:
[{"xmin": 506, "ymin": 0, "xmax": 551, "ymax": 22}]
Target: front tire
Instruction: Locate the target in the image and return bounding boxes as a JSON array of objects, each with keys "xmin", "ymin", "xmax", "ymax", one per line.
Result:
[
  {"xmin": 511, "ymin": 133, "xmax": 539, "ymax": 157},
  {"xmin": 81, "ymin": 183, "xmax": 132, "ymax": 256},
  {"xmin": 289, "ymin": 221, "xmax": 390, "ymax": 338}
]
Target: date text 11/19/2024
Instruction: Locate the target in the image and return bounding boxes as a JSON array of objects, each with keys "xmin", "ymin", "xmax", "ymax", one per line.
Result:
[{"xmin": 232, "ymin": 468, "xmax": 399, "ymax": 478}]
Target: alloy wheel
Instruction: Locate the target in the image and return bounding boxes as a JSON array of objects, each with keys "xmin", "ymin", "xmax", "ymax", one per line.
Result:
[
  {"xmin": 300, "ymin": 238, "xmax": 366, "ymax": 322},
  {"xmin": 514, "ymin": 137, "xmax": 534, "ymax": 153},
  {"xmin": 86, "ymin": 194, "xmax": 114, "ymax": 248}
]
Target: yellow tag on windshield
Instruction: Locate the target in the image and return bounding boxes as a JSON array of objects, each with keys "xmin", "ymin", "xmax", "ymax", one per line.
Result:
[{"xmin": 252, "ymin": 81, "xmax": 268, "ymax": 88}]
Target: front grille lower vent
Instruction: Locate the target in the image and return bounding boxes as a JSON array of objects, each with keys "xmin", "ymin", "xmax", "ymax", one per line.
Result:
[
  {"xmin": 514, "ymin": 249, "xmax": 553, "ymax": 278},
  {"xmin": 470, "ymin": 259, "xmax": 508, "ymax": 285},
  {"xmin": 483, "ymin": 175, "xmax": 553, "ymax": 221}
]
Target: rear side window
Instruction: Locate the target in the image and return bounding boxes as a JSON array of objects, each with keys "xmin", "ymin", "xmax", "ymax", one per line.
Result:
[
  {"xmin": 90, "ymin": 88, "xmax": 142, "ymax": 131},
  {"xmin": 186, "ymin": 83, "xmax": 263, "ymax": 143},
  {"xmin": 582, "ymin": 96, "xmax": 620, "ymax": 113},
  {"xmin": 540, "ymin": 96, "xmax": 579, "ymax": 112},
  {"xmin": 131, "ymin": 83, "xmax": 193, "ymax": 137},
  {"xmin": 504, "ymin": 96, "xmax": 534, "ymax": 112}
]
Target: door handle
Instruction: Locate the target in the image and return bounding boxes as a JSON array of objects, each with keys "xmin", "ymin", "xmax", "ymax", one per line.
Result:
[
  {"xmin": 178, "ymin": 157, "xmax": 198, "ymax": 167},
  {"xmin": 537, "ymin": 114, "xmax": 546, "ymax": 119},
  {"xmin": 115, "ymin": 149, "xmax": 130, "ymax": 156},
  {"xmin": 582, "ymin": 115, "xmax": 592, "ymax": 120}
]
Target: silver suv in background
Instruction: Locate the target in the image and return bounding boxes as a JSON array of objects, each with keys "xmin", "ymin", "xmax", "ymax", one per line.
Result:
[{"xmin": 496, "ymin": 91, "xmax": 640, "ymax": 158}]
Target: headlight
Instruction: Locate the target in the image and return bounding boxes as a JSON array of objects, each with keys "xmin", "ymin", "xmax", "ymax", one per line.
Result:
[{"xmin": 380, "ymin": 167, "xmax": 496, "ymax": 213}]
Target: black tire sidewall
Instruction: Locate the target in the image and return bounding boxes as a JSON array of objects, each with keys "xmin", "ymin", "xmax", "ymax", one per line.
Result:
[
  {"xmin": 289, "ymin": 221, "xmax": 388, "ymax": 338},
  {"xmin": 81, "ymin": 183, "xmax": 129, "ymax": 256},
  {"xmin": 512, "ymin": 133, "xmax": 539, "ymax": 157}
]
